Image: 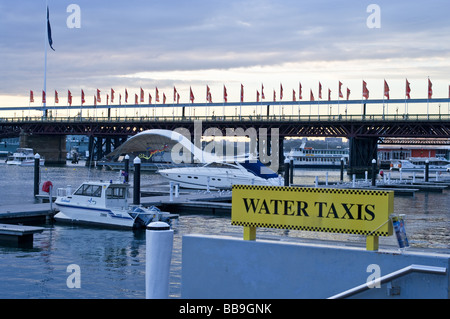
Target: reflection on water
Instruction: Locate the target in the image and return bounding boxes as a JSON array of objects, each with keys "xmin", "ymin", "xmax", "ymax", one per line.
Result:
[{"xmin": 0, "ymin": 165, "xmax": 448, "ymax": 298}]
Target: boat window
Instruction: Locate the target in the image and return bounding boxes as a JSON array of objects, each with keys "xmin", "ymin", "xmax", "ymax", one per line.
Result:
[
  {"xmin": 106, "ymin": 187, "xmax": 126, "ymax": 199},
  {"xmin": 74, "ymin": 184, "xmax": 102, "ymax": 197}
]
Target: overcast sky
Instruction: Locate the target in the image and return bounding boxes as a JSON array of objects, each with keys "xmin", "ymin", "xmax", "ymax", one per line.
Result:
[{"xmin": 1, "ymin": 0, "xmax": 450, "ymax": 112}]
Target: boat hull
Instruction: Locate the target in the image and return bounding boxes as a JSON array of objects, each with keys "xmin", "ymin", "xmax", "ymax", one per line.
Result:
[{"xmin": 54, "ymin": 202, "xmax": 136, "ymax": 229}]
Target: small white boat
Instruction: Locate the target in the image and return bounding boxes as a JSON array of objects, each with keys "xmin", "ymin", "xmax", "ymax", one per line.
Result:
[
  {"xmin": 158, "ymin": 161, "xmax": 282, "ymax": 190},
  {"xmin": 390, "ymin": 157, "xmax": 450, "ymax": 172},
  {"xmin": 6, "ymin": 148, "xmax": 45, "ymax": 166},
  {"xmin": 54, "ymin": 181, "xmax": 177, "ymax": 229}
]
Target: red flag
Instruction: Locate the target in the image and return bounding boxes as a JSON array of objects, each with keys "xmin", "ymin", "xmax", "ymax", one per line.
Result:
[
  {"xmin": 177, "ymin": 93, "xmax": 180, "ymax": 104},
  {"xmin": 119, "ymin": 94, "xmax": 122, "ymax": 105},
  {"xmin": 362, "ymin": 81, "xmax": 369, "ymax": 99},
  {"xmin": 190, "ymin": 87, "xmax": 195, "ymax": 103},
  {"xmin": 125, "ymin": 89, "xmax": 128, "ymax": 103},
  {"xmin": 30, "ymin": 90, "xmax": 34, "ymax": 103},
  {"xmin": 155, "ymin": 87, "xmax": 160, "ymax": 102},
  {"xmin": 299, "ymin": 82, "xmax": 302, "ymax": 100},
  {"xmin": 96, "ymin": 89, "xmax": 101, "ymax": 103},
  {"xmin": 428, "ymin": 78, "xmax": 432, "ymax": 99},
  {"xmin": 273, "ymin": 90, "xmax": 276, "ymax": 102},
  {"xmin": 405, "ymin": 79, "xmax": 411, "ymax": 99},
  {"xmin": 318, "ymin": 82, "xmax": 322, "ymax": 99},
  {"xmin": 339, "ymin": 81, "xmax": 343, "ymax": 98},
  {"xmin": 42, "ymin": 90, "xmax": 46, "ymax": 104},
  {"xmin": 107, "ymin": 94, "xmax": 109, "ymax": 106},
  {"xmin": 384, "ymin": 80, "xmax": 390, "ymax": 100},
  {"xmin": 163, "ymin": 93, "xmax": 166, "ymax": 104},
  {"xmin": 261, "ymin": 84, "xmax": 265, "ymax": 100},
  {"xmin": 223, "ymin": 85, "xmax": 228, "ymax": 103},
  {"xmin": 81, "ymin": 89, "xmax": 85, "ymax": 105},
  {"xmin": 148, "ymin": 93, "xmax": 152, "ymax": 104},
  {"xmin": 111, "ymin": 88, "xmax": 115, "ymax": 104},
  {"xmin": 94, "ymin": 95, "xmax": 96, "ymax": 107},
  {"xmin": 293, "ymin": 90, "xmax": 296, "ymax": 102},
  {"xmin": 257, "ymin": 90, "xmax": 260, "ymax": 102},
  {"xmin": 206, "ymin": 85, "xmax": 212, "ymax": 103},
  {"xmin": 310, "ymin": 89, "xmax": 314, "ymax": 101},
  {"xmin": 328, "ymin": 88, "xmax": 331, "ymax": 101},
  {"xmin": 347, "ymin": 88, "xmax": 351, "ymax": 100},
  {"xmin": 140, "ymin": 87, "xmax": 144, "ymax": 103},
  {"xmin": 55, "ymin": 90, "xmax": 59, "ymax": 103},
  {"xmin": 135, "ymin": 94, "xmax": 138, "ymax": 104},
  {"xmin": 173, "ymin": 86, "xmax": 177, "ymax": 102},
  {"xmin": 280, "ymin": 83, "xmax": 283, "ymax": 100},
  {"xmin": 240, "ymin": 84, "xmax": 244, "ymax": 103},
  {"xmin": 68, "ymin": 90, "xmax": 72, "ymax": 106}
]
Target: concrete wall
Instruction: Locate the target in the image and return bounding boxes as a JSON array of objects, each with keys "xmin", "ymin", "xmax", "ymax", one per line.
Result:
[
  {"xmin": 181, "ymin": 235, "xmax": 449, "ymax": 299},
  {"xmin": 20, "ymin": 132, "xmax": 66, "ymax": 165}
]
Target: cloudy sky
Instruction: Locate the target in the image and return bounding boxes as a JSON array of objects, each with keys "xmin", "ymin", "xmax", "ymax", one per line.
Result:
[{"xmin": 1, "ymin": 0, "xmax": 450, "ymax": 115}]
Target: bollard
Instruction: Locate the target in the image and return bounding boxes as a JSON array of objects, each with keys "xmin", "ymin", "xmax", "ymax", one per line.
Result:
[
  {"xmin": 284, "ymin": 159, "xmax": 290, "ymax": 187},
  {"xmin": 399, "ymin": 168, "xmax": 403, "ymax": 182},
  {"xmin": 325, "ymin": 171, "xmax": 329, "ymax": 186},
  {"xmin": 352, "ymin": 174, "xmax": 356, "ymax": 187},
  {"xmin": 371, "ymin": 159, "xmax": 376, "ymax": 186},
  {"xmin": 364, "ymin": 171, "xmax": 368, "ymax": 183},
  {"xmin": 34, "ymin": 153, "xmax": 40, "ymax": 197},
  {"xmin": 340, "ymin": 158, "xmax": 344, "ymax": 182},
  {"xmin": 289, "ymin": 159, "xmax": 294, "ymax": 185},
  {"xmin": 146, "ymin": 222, "xmax": 173, "ymax": 299},
  {"xmin": 133, "ymin": 157, "xmax": 141, "ymax": 205},
  {"xmin": 169, "ymin": 181, "xmax": 174, "ymax": 202},
  {"xmin": 124, "ymin": 154, "xmax": 130, "ymax": 183},
  {"xmin": 425, "ymin": 160, "xmax": 429, "ymax": 182},
  {"xmin": 175, "ymin": 183, "xmax": 179, "ymax": 198},
  {"xmin": 314, "ymin": 176, "xmax": 319, "ymax": 187}
]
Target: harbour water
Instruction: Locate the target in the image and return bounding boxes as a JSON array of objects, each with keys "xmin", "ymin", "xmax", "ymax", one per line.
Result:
[{"xmin": 0, "ymin": 164, "xmax": 448, "ymax": 298}]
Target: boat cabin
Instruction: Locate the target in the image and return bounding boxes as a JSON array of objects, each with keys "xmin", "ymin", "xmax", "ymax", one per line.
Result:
[{"xmin": 68, "ymin": 181, "xmax": 130, "ymax": 209}]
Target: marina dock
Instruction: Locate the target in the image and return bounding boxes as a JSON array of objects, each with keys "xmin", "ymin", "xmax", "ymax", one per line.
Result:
[{"xmin": 0, "ymin": 202, "xmax": 55, "ymax": 222}]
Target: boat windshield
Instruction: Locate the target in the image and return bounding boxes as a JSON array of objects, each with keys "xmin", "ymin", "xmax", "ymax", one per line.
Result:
[
  {"xmin": 74, "ymin": 184, "xmax": 102, "ymax": 197},
  {"xmin": 106, "ymin": 186, "xmax": 127, "ymax": 199}
]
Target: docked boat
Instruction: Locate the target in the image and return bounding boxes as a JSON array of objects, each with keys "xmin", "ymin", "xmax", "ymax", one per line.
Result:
[
  {"xmin": 157, "ymin": 161, "xmax": 282, "ymax": 190},
  {"xmin": 54, "ymin": 181, "xmax": 177, "ymax": 229},
  {"xmin": 6, "ymin": 148, "xmax": 45, "ymax": 166},
  {"xmin": 286, "ymin": 143, "xmax": 349, "ymax": 168},
  {"xmin": 390, "ymin": 157, "xmax": 450, "ymax": 171}
]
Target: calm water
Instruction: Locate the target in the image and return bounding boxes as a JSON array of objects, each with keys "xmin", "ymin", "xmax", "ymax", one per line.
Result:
[{"xmin": 0, "ymin": 164, "xmax": 448, "ymax": 298}]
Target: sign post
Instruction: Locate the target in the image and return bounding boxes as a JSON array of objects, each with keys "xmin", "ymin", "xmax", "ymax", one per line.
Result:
[{"xmin": 232, "ymin": 185, "xmax": 394, "ymax": 251}]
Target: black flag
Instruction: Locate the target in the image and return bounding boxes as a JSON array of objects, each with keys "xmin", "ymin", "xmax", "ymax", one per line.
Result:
[{"xmin": 47, "ymin": 6, "xmax": 55, "ymax": 51}]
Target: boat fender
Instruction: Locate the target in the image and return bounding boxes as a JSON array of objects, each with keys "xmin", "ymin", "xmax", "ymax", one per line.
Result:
[{"xmin": 42, "ymin": 181, "xmax": 53, "ymax": 193}]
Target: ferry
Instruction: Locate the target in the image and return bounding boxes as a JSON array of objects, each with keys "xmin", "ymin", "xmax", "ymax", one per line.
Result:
[
  {"xmin": 286, "ymin": 143, "xmax": 349, "ymax": 168},
  {"xmin": 157, "ymin": 161, "xmax": 282, "ymax": 190},
  {"xmin": 6, "ymin": 148, "xmax": 45, "ymax": 166},
  {"xmin": 390, "ymin": 157, "xmax": 450, "ymax": 172},
  {"xmin": 54, "ymin": 181, "xmax": 178, "ymax": 229}
]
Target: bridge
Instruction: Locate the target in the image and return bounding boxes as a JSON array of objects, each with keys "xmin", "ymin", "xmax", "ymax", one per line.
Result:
[{"xmin": 1, "ymin": 98, "xmax": 450, "ymax": 173}]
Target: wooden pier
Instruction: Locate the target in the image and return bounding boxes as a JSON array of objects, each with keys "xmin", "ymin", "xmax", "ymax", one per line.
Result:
[{"xmin": 0, "ymin": 202, "xmax": 55, "ymax": 222}]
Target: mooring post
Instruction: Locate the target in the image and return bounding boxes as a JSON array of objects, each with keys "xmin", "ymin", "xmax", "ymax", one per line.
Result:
[
  {"xmin": 133, "ymin": 157, "xmax": 141, "ymax": 205},
  {"xmin": 146, "ymin": 222, "xmax": 173, "ymax": 299},
  {"xmin": 371, "ymin": 159, "xmax": 376, "ymax": 186},
  {"xmin": 284, "ymin": 158, "xmax": 290, "ymax": 186},
  {"xmin": 289, "ymin": 159, "xmax": 294, "ymax": 185},
  {"xmin": 425, "ymin": 160, "xmax": 429, "ymax": 182},
  {"xmin": 124, "ymin": 154, "xmax": 130, "ymax": 183},
  {"xmin": 34, "ymin": 153, "xmax": 40, "ymax": 197},
  {"xmin": 340, "ymin": 157, "xmax": 344, "ymax": 182}
]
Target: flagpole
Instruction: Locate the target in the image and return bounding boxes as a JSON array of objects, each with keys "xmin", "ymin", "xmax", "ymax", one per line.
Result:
[{"xmin": 43, "ymin": 0, "xmax": 49, "ymax": 119}]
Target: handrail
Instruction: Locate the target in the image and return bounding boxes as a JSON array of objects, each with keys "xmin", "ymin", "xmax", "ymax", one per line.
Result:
[{"xmin": 328, "ymin": 264, "xmax": 447, "ymax": 299}]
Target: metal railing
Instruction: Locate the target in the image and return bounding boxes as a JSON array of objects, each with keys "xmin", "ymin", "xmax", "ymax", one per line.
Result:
[{"xmin": 328, "ymin": 264, "xmax": 447, "ymax": 299}]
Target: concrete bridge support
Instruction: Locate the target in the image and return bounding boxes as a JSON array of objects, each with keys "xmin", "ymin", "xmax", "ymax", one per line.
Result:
[
  {"xmin": 348, "ymin": 137, "xmax": 379, "ymax": 175},
  {"xmin": 19, "ymin": 131, "xmax": 66, "ymax": 166}
]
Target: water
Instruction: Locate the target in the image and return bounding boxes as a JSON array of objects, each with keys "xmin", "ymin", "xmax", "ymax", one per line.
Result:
[{"xmin": 0, "ymin": 164, "xmax": 448, "ymax": 298}]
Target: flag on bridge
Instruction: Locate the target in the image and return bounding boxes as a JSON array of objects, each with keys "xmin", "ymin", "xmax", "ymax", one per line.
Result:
[
  {"xmin": 384, "ymin": 80, "xmax": 390, "ymax": 100},
  {"xmin": 299, "ymin": 82, "xmax": 302, "ymax": 100},
  {"xmin": 347, "ymin": 88, "xmax": 351, "ymax": 100},
  {"xmin": 428, "ymin": 78, "xmax": 432, "ymax": 99},
  {"xmin": 405, "ymin": 79, "xmax": 411, "ymax": 99},
  {"xmin": 362, "ymin": 81, "xmax": 369, "ymax": 99},
  {"xmin": 339, "ymin": 81, "xmax": 343, "ymax": 98},
  {"xmin": 155, "ymin": 87, "xmax": 160, "ymax": 102},
  {"xmin": 318, "ymin": 82, "xmax": 322, "ymax": 99},
  {"xmin": 190, "ymin": 87, "xmax": 195, "ymax": 103},
  {"xmin": 310, "ymin": 89, "xmax": 314, "ymax": 101},
  {"xmin": 261, "ymin": 84, "xmax": 265, "ymax": 100},
  {"xmin": 280, "ymin": 83, "xmax": 283, "ymax": 100},
  {"xmin": 42, "ymin": 90, "xmax": 46, "ymax": 104},
  {"xmin": 224, "ymin": 85, "xmax": 228, "ymax": 103},
  {"xmin": 240, "ymin": 84, "xmax": 244, "ymax": 103},
  {"xmin": 68, "ymin": 90, "xmax": 72, "ymax": 106},
  {"xmin": 81, "ymin": 89, "xmax": 85, "ymax": 105},
  {"xmin": 96, "ymin": 89, "xmax": 101, "ymax": 103},
  {"xmin": 140, "ymin": 88, "xmax": 144, "ymax": 103},
  {"xmin": 55, "ymin": 90, "xmax": 59, "ymax": 103},
  {"xmin": 111, "ymin": 88, "xmax": 115, "ymax": 104},
  {"xmin": 30, "ymin": 90, "xmax": 34, "ymax": 103}
]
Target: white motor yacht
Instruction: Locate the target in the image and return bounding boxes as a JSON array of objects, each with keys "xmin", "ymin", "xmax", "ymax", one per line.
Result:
[
  {"xmin": 54, "ymin": 181, "xmax": 177, "ymax": 229},
  {"xmin": 390, "ymin": 157, "xmax": 450, "ymax": 171},
  {"xmin": 158, "ymin": 161, "xmax": 282, "ymax": 190},
  {"xmin": 6, "ymin": 148, "xmax": 45, "ymax": 166}
]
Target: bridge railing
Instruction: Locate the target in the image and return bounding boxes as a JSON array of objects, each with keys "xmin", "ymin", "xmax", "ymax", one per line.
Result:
[{"xmin": 0, "ymin": 113, "xmax": 449, "ymax": 123}]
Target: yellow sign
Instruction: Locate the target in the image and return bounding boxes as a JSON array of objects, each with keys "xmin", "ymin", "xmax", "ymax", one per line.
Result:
[{"xmin": 232, "ymin": 185, "xmax": 394, "ymax": 247}]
